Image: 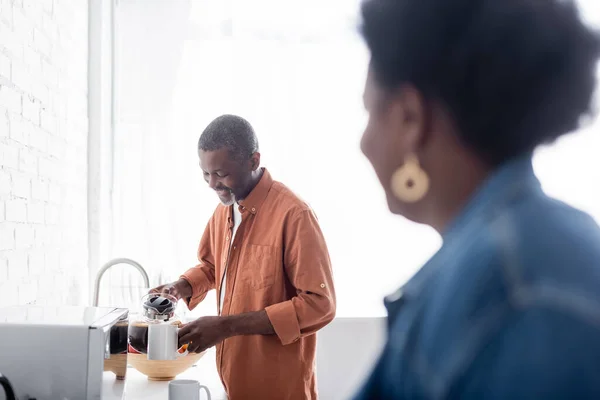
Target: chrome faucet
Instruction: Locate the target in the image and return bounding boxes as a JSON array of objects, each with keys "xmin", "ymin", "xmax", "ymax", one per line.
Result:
[{"xmin": 93, "ymin": 258, "xmax": 150, "ymax": 307}]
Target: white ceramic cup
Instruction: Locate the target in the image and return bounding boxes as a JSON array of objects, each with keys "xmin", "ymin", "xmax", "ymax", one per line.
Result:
[
  {"xmin": 168, "ymin": 379, "xmax": 212, "ymax": 400},
  {"xmin": 147, "ymin": 323, "xmax": 188, "ymax": 360}
]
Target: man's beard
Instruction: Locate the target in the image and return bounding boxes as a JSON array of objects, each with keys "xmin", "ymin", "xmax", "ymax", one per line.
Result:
[
  {"xmin": 221, "ymin": 195, "xmax": 236, "ymax": 206},
  {"xmin": 216, "ymin": 187, "xmax": 236, "ymax": 206}
]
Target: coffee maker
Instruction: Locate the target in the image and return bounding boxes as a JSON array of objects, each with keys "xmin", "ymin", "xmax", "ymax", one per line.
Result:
[{"xmin": 0, "ymin": 305, "xmax": 129, "ymax": 400}]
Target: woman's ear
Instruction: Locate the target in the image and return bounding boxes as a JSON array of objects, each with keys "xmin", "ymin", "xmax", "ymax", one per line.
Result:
[{"xmin": 391, "ymin": 84, "xmax": 429, "ymax": 153}]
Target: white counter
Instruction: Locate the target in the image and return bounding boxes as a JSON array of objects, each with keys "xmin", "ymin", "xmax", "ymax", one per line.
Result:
[
  {"xmin": 101, "ymin": 317, "xmax": 385, "ymax": 400},
  {"xmin": 102, "ymin": 348, "xmax": 226, "ymax": 400}
]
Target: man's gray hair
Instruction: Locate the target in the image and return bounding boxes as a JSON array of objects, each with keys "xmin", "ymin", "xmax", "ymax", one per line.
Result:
[{"xmin": 198, "ymin": 114, "xmax": 259, "ymax": 161}]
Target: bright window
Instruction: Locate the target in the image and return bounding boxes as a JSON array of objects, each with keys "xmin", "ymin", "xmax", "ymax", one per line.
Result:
[{"xmin": 110, "ymin": 0, "xmax": 599, "ymax": 317}]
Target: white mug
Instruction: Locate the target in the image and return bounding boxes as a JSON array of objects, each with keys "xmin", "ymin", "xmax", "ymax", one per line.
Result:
[
  {"xmin": 147, "ymin": 323, "xmax": 188, "ymax": 360},
  {"xmin": 169, "ymin": 379, "xmax": 212, "ymax": 400}
]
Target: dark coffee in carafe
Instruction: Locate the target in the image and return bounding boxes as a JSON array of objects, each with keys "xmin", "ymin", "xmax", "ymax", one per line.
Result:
[{"xmin": 128, "ymin": 323, "xmax": 149, "ymax": 354}]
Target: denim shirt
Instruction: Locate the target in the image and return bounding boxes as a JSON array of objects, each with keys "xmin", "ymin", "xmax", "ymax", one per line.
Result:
[{"xmin": 353, "ymin": 155, "xmax": 600, "ymax": 400}]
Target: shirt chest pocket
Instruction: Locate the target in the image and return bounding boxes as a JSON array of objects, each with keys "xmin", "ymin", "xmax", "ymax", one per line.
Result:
[{"xmin": 240, "ymin": 244, "xmax": 277, "ymax": 290}]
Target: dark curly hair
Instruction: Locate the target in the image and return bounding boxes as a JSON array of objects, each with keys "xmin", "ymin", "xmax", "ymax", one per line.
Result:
[{"xmin": 361, "ymin": 0, "xmax": 600, "ymax": 165}]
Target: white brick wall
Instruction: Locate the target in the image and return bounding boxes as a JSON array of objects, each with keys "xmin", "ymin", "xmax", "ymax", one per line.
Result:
[{"xmin": 0, "ymin": 0, "xmax": 89, "ymax": 306}]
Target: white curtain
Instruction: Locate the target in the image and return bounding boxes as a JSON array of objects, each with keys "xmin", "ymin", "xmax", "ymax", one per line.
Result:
[
  {"xmin": 104, "ymin": 0, "xmax": 600, "ymax": 318},
  {"xmin": 96, "ymin": 0, "xmax": 193, "ymax": 312}
]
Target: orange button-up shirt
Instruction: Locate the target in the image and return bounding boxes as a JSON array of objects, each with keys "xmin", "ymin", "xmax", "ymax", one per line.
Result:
[{"xmin": 181, "ymin": 168, "xmax": 336, "ymax": 400}]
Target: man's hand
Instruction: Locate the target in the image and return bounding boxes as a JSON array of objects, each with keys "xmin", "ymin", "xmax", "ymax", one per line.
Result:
[
  {"xmin": 149, "ymin": 278, "xmax": 193, "ymax": 301},
  {"xmin": 178, "ymin": 316, "xmax": 230, "ymax": 354},
  {"xmin": 178, "ymin": 311, "xmax": 275, "ymax": 353}
]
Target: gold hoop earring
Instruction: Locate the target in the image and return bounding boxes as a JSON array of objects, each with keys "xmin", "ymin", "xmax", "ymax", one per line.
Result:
[{"xmin": 390, "ymin": 154, "xmax": 429, "ymax": 203}]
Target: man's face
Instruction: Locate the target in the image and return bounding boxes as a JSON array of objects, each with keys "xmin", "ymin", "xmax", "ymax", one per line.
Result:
[{"xmin": 199, "ymin": 148, "xmax": 253, "ymax": 206}]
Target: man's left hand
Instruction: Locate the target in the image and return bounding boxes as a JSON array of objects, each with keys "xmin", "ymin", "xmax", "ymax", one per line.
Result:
[{"xmin": 178, "ymin": 316, "xmax": 230, "ymax": 354}]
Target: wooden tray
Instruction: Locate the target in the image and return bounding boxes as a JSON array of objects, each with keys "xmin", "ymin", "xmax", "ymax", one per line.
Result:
[{"xmin": 127, "ymin": 351, "xmax": 206, "ymax": 381}]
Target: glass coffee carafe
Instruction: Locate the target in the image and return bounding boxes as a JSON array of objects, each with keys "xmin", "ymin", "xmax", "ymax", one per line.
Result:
[
  {"xmin": 127, "ymin": 293, "xmax": 186, "ymax": 356},
  {"xmin": 126, "ymin": 293, "xmax": 205, "ymax": 381}
]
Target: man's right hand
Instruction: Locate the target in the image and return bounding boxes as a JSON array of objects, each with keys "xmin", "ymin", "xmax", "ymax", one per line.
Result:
[{"xmin": 149, "ymin": 278, "xmax": 193, "ymax": 301}]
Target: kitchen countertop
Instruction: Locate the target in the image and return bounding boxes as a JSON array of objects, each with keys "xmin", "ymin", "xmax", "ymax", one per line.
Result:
[{"xmin": 102, "ymin": 348, "xmax": 226, "ymax": 400}]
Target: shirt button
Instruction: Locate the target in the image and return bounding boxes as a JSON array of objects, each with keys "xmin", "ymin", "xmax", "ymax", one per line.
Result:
[
  {"xmin": 252, "ymin": 207, "xmax": 256, "ymax": 212},
  {"xmin": 233, "ymin": 246, "xmax": 236, "ymax": 250},
  {"xmin": 320, "ymin": 283, "xmax": 326, "ymax": 288}
]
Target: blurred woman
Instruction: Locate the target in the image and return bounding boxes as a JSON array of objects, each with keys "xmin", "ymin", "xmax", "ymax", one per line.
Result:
[{"xmin": 354, "ymin": 0, "xmax": 600, "ymax": 398}]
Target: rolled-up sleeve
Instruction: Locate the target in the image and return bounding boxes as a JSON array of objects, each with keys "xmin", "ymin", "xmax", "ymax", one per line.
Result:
[
  {"xmin": 265, "ymin": 208, "xmax": 336, "ymax": 345},
  {"xmin": 180, "ymin": 215, "xmax": 217, "ymax": 310}
]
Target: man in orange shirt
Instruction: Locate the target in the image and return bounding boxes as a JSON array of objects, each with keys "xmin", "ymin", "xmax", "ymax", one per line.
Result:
[{"xmin": 151, "ymin": 114, "xmax": 336, "ymax": 399}]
